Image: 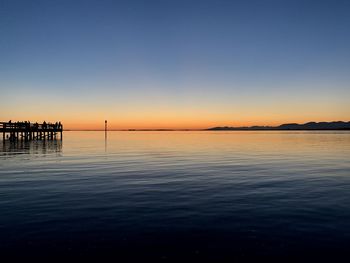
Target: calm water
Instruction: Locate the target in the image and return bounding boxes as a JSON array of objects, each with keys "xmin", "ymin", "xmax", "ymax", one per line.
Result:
[{"xmin": 1, "ymin": 131, "xmax": 350, "ymax": 261}]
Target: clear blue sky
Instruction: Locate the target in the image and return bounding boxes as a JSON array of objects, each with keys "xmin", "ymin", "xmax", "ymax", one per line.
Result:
[{"xmin": 1, "ymin": 0, "xmax": 349, "ymax": 129}]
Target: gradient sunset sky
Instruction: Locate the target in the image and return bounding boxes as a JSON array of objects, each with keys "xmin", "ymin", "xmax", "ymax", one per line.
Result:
[{"xmin": 1, "ymin": 0, "xmax": 349, "ymax": 130}]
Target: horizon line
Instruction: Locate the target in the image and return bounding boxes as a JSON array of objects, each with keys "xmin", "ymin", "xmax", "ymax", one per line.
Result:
[{"xmin": 64, "ymin": 120, "xmax": 350, "ymax": 131}]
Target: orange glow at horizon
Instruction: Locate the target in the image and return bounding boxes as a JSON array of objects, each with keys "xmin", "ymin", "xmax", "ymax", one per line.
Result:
[
  {"xmin": 2, "ymin": 89, "xmax": 349, "ymax": 130},
  {"xmin": 2, "ymin": 113, "xmax": 349, "ymax": 130}
]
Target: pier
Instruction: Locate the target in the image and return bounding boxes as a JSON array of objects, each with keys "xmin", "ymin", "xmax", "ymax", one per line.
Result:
[{"xmin": 0, "ymin": 121, "xmax": 63, "ymax": 141}]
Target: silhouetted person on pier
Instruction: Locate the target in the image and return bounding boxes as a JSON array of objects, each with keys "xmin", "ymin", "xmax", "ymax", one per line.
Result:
[{"xmin": 43, "ymin": 121, "xmax": 47, "ymax": 129}]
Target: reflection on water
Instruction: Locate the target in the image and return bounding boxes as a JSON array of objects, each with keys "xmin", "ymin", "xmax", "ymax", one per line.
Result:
[
  {"xmin": 1, "ymin": 131, "xmax": 350, "ymax": 261},
  {"xmin": 1, "ymin": 139, "xmax": 62, "ymax": 156}
]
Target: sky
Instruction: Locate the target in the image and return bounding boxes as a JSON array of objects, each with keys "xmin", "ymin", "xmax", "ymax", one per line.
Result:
[{"xmin": 1, "ymin": 0, "xmax": 349, "ymax": 130}]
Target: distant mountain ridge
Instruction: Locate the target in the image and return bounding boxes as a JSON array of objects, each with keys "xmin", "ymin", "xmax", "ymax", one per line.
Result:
[{"xmin": 208, "ymin": 121, "xmax": 350, "ymax": 130}]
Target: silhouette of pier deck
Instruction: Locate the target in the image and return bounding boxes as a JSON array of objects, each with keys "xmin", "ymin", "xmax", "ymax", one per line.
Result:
[{"xmin": 0, "ymin": 121, "xmax": 63, "ymax": 141}]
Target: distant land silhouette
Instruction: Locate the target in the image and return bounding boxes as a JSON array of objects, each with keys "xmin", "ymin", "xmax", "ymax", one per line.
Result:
[{"xmin": 207, "ymin": 121, "xmax": 350, "ymax": 131}]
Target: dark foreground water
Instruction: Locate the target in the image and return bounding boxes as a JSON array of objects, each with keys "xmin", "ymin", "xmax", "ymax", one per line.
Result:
[{"xmin": 1, "ymin": 131, "xmax": 350, "ymax": 261}]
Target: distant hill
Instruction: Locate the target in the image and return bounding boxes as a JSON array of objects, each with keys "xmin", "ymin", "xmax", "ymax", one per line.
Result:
[{"xmin": 207, "ymin": 121, "xmax": 350, "ymax": 131}]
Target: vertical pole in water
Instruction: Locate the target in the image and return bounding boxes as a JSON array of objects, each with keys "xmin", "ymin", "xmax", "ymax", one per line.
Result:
[
  {"xmin": 105, "ymin": 120, "xmax": 107, "ymax": 139},
  {"xmin": 105, "ymin": 120, "xmax": 107, "ymax": 152}
]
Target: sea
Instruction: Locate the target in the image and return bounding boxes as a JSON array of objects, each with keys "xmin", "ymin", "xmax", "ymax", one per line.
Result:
[{"xmin": 1, "ymin": 131, "xmax": 350, "ymax": 261}]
